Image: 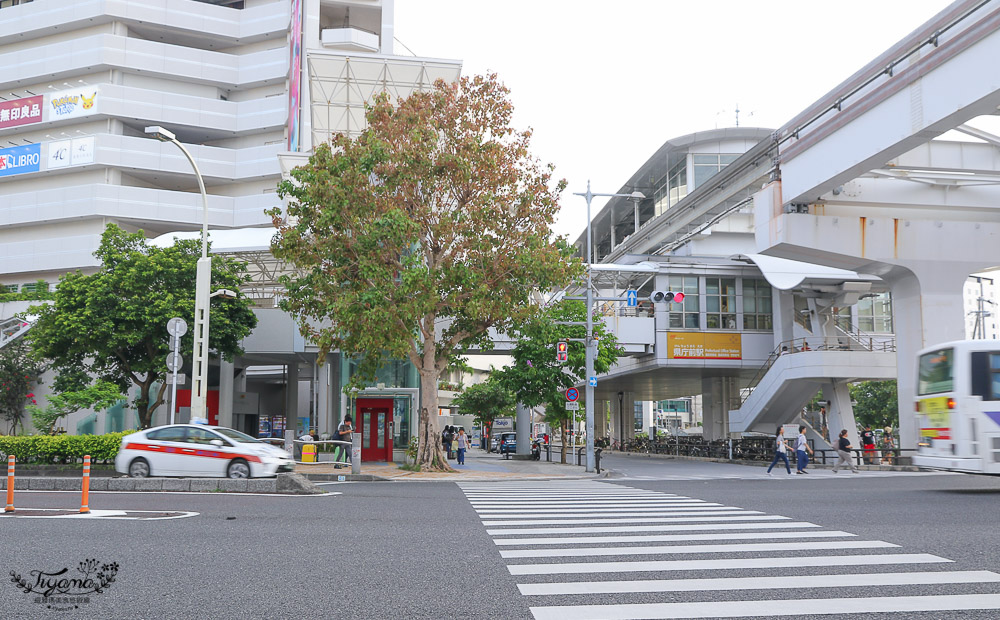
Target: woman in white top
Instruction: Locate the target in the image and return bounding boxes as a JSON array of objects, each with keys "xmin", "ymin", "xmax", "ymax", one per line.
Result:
[{"xmin": 766, "ymin": 426, "xmax": 792, "ymax": 475}]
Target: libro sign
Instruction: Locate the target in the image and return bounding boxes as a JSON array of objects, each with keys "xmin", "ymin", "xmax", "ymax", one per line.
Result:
[{"xmin": 0, "ymin": 143, "xmax": 41, "ymax": 178}]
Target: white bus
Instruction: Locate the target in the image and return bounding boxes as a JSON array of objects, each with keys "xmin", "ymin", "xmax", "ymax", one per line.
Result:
[{"xmin": 913, "ymin": 339, "xmax": 1000, "ymax": 474}]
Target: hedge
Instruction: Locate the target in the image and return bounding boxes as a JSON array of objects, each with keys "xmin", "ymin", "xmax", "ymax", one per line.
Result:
[{"xmin": 0, "ymin": 432, "xmax": 128, "ymax": 464}]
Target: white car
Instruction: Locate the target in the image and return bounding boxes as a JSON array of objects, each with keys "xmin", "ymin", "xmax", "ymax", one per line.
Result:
[{"xmin": 115, "ymin": 424, "xmax": 295, "ymax": 479}]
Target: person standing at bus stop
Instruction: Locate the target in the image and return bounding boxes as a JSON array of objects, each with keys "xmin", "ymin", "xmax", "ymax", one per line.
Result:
[
  {"xmin": 766, "ymin": 427, "xmax": 792, "ymax": 476},
  {"xmin": 795, "ymin": 425, "xmax": 813, "ymax": 474}
]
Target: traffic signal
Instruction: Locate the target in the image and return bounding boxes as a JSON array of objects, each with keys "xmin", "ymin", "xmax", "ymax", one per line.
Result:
[
  {"xmin": 556, "ymin": 341, "xmax": 568, "ymax": 363},
  {"xmin": 650, "ymin": 291, "xmax": 685, "ymax": 304}
]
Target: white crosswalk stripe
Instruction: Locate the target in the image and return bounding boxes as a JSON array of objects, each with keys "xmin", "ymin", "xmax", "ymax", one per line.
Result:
[{"xmin": 459, "ymin": 479, "xmax": 1000, "ymax": 619}]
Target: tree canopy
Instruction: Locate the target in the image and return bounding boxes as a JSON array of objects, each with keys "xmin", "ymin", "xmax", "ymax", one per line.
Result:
[
  {"xmin": 28, "ymin": 224, "xmax": 258, "ymax": 429},
  {"xmin": 495, "ymin": 299, "xmax": 622, "ymax": 462},
  {"xmin": 271, "ymin": 74, "xmax": 583, "ymax": 470},
  {"xmin": 850, "ymin": 380, "xmax": 898, "ymax": 429},
  {"xmin": 450, "ymin": 377, "xmax": 516, "ymax": 447},
  {"xmin": 0, "ymin": 338, "xmax": 44, "ymax": 434}
]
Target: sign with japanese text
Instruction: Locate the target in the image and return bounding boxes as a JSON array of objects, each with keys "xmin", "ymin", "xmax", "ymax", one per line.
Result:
[
  {"xmin": 667, "ymin": 332, "xmax": 742, "ymax": 359},
  {"xmin": 0, "ymin": 95, "xmax": 43, "ymax": 129},
  {"xmin": 0, "ymin": 143, "xmax": 41, "ymax": 178}
]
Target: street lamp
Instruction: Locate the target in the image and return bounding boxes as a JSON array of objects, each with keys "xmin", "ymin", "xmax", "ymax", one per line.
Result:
[
  {"xmin": 573, "ymin": 181, "xmax": 645, "ymax": 472},
  {"xmin": 145, "ymin": 125, "xmax": 212, "ymax": 425}
]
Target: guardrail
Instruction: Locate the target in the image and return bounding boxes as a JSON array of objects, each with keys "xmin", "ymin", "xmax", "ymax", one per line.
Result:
[{"xmin": 260, "ymin": 438, "xmax": 354, "ymax": 467}]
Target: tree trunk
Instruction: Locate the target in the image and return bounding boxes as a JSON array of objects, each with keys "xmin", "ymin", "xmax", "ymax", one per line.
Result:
[
  {"xmin": 416, "ymin": 368, "xmax": 453, "ymax": 472},
  {"xmin": 560, "ymin": 419, "xmax": 568, "ymax": 464}
]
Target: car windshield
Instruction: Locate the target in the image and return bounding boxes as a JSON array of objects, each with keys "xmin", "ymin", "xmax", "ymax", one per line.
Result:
[{"xmin": 212, "ymin": 427, "xmax": 263, "ymax": 444}]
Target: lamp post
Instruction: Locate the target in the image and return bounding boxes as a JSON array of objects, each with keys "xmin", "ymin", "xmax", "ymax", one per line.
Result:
[
  {"xmin": 145, "ymin": 125, "xmax": 212, "ymax": 424},
  {"xmin": 573, "ymin": 181, "xmax": 645, "ymax": 472}
]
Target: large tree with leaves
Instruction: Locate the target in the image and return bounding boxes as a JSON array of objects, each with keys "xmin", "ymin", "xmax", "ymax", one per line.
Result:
[
  {"xmin": 270, "ymin": 74, "xmax": 582, "ymax": 470},
  {"xmin": 28, "ymin": 224, "xmax": 258, "ymax": 429},
  {"xmin": 0, "ymin": 338, "xmax": 44, "ymax": 435},
  {"xmin": 850, "ymin": 380, "xmax": 898, "ymax": 429},
  {"xmin": 496, "ymin": 300, "xmax": 622, "ymax": 463}
]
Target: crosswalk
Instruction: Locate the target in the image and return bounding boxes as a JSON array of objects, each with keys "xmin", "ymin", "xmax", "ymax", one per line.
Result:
[
  {"xmin": 615, "ymin": 470, "xmax": 956, "ymax": 482},
  {"xmin": 459, "ymin": 480, "xmax": 1000, "ymax": 619}
]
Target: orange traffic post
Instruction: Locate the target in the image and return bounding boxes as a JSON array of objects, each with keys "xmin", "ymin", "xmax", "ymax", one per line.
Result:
[
  {"xmin": 5, "ymin": 455, "xmax": 14, "ymax": 513},
  {"xmin": 80, "ymin": 455, "xmax": 91, "ymax": 514}
]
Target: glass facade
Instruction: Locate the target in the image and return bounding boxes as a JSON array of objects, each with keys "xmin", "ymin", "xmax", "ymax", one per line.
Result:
[
  {"xmin": 742, "ymin": 279, "xmax": 773, "ymax": 330},
  {"xmin": 858, "ymin": 292, "xmax": 893, "ymax": 333},
  {"xmin": 668, "ymin": 276, "xmax": 700, "ymax": 328},
  {"xmin": 705, "ymin": 277, "xmax": 737, "ymax": 329},
  {"xmin": 340, "ymin": 356, "xmax": 420, "ymax": 448},
  {"xmin": 633, "ymin": 401, "xmax": 644, "ymax": 432}
]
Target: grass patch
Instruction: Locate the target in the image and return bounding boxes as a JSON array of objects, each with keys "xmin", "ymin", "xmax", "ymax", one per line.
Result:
[{"xmin": 398, "ymin": 463, "xmax": 421, "ymax": 472}]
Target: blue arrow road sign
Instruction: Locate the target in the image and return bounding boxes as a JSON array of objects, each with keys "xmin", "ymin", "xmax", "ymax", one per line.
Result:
[
  {"xmin": 589, "ymin": 377, "xmax": 597, "ymax": 387},
  {"xmin": 626, "ymin": 290, "xmax": 638, "ymax": 307}
]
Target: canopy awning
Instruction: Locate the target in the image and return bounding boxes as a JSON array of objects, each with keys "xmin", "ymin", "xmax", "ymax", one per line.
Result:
[{"xmin": 731, "ymin": 253, "xmax": 877, "ymax": 290}]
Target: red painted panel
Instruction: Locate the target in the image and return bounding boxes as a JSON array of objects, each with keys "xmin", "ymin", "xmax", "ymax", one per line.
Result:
[
  {"xmin": 355, "ymin": 398, "xmax": 393, "ymax": 462},
  {"xmin": 175, "ymin": 390, "xmax": 220, "ymax": 426}
]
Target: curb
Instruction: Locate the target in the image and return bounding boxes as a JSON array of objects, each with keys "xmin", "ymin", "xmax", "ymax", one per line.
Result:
[
  {"xmin": 605, "ymin": 450, "xmax": 923, "ymax": 472},
  {"xmin": 0, "ymin": 472, "xmax": 324, "ymax": 494}
]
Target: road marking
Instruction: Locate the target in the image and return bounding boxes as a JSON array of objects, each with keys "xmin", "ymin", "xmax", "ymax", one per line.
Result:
[
  {"xmin": 487, "ymin": 521, "xmax": 819, "ymax": 535},
  {"xmin": 472, "ymin": 502, "xmax": 721, "ymax": 509},
  {"xmin": 482, "ymin": 512, "xmax": 763, "ymax": 523},
  {"xmin": 508, "ymin": 553, "xmax": 950, "ymax": 575},
  {"xmin": 483, "ymin": 514, "xmax": 779, "ymax": 527},
  {"xmin": 500, "ymin": 539, "xmax": 897, "ymax": 558},
  {"xmin": 478, "ymin": 510, "xmax": 748, "ymax": 519},
  {"xmin": 475, "ymin": 506, "xmax": 736, "ymax": 514},
  {"xmin": 529, "ymin": 593, "xmax": 1000, "ymax": 619},
  {"xmin": 494, "ymin": 530, "xmax": 856, "ymax": 546},
  {"xmin": 517, "ymin": 570, "xmax": 1000, "ymax": 596},
  {"xmin": 0, "ymin": 508, "xmax": 199, "ymax": 520},
  {"xmin": 470, "ymin": 499, "xmax": 709, "ymax": 505},
  {"xmin": 10, "ymin": 490, "xmax": 340, "ymax": 497}
]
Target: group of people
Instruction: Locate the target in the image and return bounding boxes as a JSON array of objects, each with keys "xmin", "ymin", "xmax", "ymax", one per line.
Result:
[
  {"xmin": 297, "ymin": 416, "xmax": 354, "ymax": 463},
  {"xmin": 441, "ymin": 425, "xmax": 469, "ymax": 465},
  {"xmin": 767, "ymin": 422, "xmax": 897, "ymax": 475}
]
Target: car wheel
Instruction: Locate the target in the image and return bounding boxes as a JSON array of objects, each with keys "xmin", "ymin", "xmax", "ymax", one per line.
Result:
[
  {"xmin": 128, "ymin": 458, "xmax": 150, "ymax": 478},
  {"xmin": 227, "ymin": 459, "xmax": 251, "ymax": 479}
]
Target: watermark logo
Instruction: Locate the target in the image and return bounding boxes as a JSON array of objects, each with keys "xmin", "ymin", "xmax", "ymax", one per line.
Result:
[{"xmin": 9, "ymin": 559, "xmax": 119, "ymax": 611}]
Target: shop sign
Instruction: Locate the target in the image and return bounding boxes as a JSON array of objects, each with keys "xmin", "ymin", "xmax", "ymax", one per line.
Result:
[
  {"xmin": 0, "ymin": 95, "xmax": 43, "ymax": 129},
  {"xmin": 48, "ymin": 136, "xmax": 95, "ymax": 169},
  {"xmin": 48, "ymin": 88, "xmax": 99, "ymax": 120},
  {"xmin": 667, "ymin": 332, "xmax": 742, "ymax": 359},
  {"xmin": 0, "ymin": 143, "xmax": 41, "ymax": 177}
]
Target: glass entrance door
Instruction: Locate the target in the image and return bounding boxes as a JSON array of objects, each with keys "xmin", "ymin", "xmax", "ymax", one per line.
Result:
[{"xmin": 356, "ymin": 398, "xmax": 394, "ymax": 461}]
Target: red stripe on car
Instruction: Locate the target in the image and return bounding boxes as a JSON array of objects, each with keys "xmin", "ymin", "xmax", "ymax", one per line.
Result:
[{"xmin": 123, "ymin": 442, "xmax": 262, "ymax": 463}]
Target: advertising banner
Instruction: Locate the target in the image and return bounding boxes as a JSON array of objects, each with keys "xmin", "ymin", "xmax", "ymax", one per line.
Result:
[
  {"xmin": 286, "ymin": 0, "xmax": 303, "ymax": 151},
  {"xmin": 47, "ymin": 136, "xmax": 95, "ymax": 169},
  {"xmin": 0, "ymin": 95, "xmax": 43, "ymax": 130},
  {"xmin": 0, "ymin": 143, "xmax": 41, "ymax": 178},
  {"xmin": 667, "ymin": 332, "xmax": 742, "ymax": 359},
  {"xmin": 47, "ymin": 87, "xmax": 99, "ymax": 121}
]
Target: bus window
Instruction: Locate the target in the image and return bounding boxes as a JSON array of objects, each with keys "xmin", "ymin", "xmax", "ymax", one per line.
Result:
[
  {"xmin": 971, "ymin": 352, "xmax": 1000, "ymax": 400},
  {"xmin": 918, "ymin": 348, "xmax": 953, "ymax": 395}
]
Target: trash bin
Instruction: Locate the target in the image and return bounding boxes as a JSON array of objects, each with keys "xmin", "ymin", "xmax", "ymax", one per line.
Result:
[{"xmin": 302, "ymin": 444, "xmax": 317, "ymax": 463}]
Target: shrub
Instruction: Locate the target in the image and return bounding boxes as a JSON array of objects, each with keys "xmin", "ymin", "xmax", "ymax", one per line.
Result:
[{"xmin": 0, "ymin": 432, "xmax": 127, "ymax": 465}]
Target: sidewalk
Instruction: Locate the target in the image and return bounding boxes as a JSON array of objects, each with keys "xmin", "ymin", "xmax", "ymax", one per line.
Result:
[{"xmin": 296, "ymin": 448, "xmax": 604, "ymax": 481}]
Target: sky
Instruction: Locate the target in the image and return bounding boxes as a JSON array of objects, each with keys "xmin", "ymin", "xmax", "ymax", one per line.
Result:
[{"xmin": 394, "ymin": 0, "xmax": 952, "ymax": 241}]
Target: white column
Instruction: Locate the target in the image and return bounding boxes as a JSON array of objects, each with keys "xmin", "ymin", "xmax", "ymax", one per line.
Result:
[
  {"xmin": 516, "ymin": 402, "xmax": 531, "ymax": 455},
  {"xmin": 218, "ymin": 359, "xmax": 234, "ymax": 429}
]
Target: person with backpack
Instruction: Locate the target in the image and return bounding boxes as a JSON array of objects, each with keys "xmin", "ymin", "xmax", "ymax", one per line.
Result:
[{"xmin": 766, "ymin": 426, "xmax": 792, "ymax": 476}]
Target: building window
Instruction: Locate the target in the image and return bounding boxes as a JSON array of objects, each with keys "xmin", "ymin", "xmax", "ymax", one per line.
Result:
[
  {"xmin": 742, "ymin": 279, "xmax": 772, "ymax": 330},
  {"xmin": 20, "ymin": 282, "xmax": 48, "ymax": 294},
  {"xmin": 0, "ymin": 0, "xmax": 34, "ymax": 8},
  {"xmin": 654, "ymin": 156, "xmax": 689, "ymax": 217},
  {"xmin": 706, "ymin": 277, "xmax": 736, "ymax": 329},
  {"xmin": 3, "ymin": 284, "xmax": 16, "ymax": 293},
  {"xmin": 668, "ymin": 276, "xmax": 700, "ymax": 329},
  {"xmin": 691, "ymin": 154, "xmax": 740, "ymax": 191},
  {"xmin": 834, "ymin": 306, "xmax": 853, "ymax": 332},
  {"xmin": 634, "ymin": 401, "xmax": 644, "ymax": 432},
  {"xmin": 858, "ymin": 292, "xmax": 892, "ymax": 333}
]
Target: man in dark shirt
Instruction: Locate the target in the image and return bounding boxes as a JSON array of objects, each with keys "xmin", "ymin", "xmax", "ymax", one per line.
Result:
[{"xmin": 861, "ymin": 425, "xmax": 876, "ymax": 464}]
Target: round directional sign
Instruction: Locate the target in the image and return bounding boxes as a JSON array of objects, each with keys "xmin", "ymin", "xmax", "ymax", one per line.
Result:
[
  {"xmin": 165, "ymin": 353, "xmax": 182, "ymax": 372},
  {"xmin": 566, "ymin": 388, "xmax": 580, "ymax": 402},
  {"xmin": 166, "ymin": 317, "xmax": 188, "ymax": 338}
]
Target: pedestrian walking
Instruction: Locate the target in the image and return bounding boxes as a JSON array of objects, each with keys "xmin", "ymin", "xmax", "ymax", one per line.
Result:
[
  {"xmin": 331, "ymin": 420, "xmax": 353, "ymax": 463},
  {"xmin": 795, "ymin": 425, "xmax": 813, "ymax": 474},
  {"xmin": 766, "ymin": 426, "xmax": 792, "ymax": 476},
  {"xmin": 456, "ymin": 428, "xmax": 469, "ymax": 465},
  {"xmin": 442, "ymin": 425, "xmax": 454, "ymax": 459},
  {"xmin": 861, "ymin": 425, "xmax": 877, "ymax": 464},
  {"xmin": 832, "ymin": 429, "xmax": 858, "ymax": 473}
]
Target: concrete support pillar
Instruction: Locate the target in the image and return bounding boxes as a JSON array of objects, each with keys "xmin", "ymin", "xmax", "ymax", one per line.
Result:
[
  {"xmin": 285, "ymin": 362, "xmax": 299, "ymax": 437},
  {"xmin": 235, "ymin": 368, "xmax": 247, "ymax": 392},
  {"xmin": 516, "ymin": 402, "xmax": 531, "ymax": 455},
  {"xmin": 702, "ymin": 376, "xmax": 740, "ymax": 441},
  {"xmin": 822, "ymin": 380, "xmax": 860, "ymax": 449},
  {"xmin": 218, "ymin": 359, "xmax": 234, "ymax": 429},
  {"xmin": 773, "ymin": 289, "xmax": 795, "ymax": 350},
  {"xmin": 594, "ymin": 399, "xmax": 608, "ymax": 438},
  {"xmin": 316, "ymin": 362, "xmax": 333, "ymax": 437}
]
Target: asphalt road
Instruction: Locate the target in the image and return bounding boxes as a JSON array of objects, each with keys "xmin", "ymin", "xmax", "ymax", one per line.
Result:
[{"xmin": 2, "ymin": 459, "xmax": 1000, "ymax": 619}]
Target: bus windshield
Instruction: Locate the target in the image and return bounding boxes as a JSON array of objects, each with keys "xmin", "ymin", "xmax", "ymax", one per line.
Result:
[{"xmin": 918, "ymin": 348, "xmax": 953, "ymax": 395}]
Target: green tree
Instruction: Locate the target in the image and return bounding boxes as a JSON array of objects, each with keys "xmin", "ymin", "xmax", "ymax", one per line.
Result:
[
  {"xmin": 270, "ymin": 74, "xmax": 582, "ymax": 471},
  {"xmin": 451, "ymin": 377, "xmax": 516, "ymax": 450},
  {"xmin": 850, "ymin": 380, "xmax": 898, "ymax": 429},
  {"xmin": 28, "ymin": 224, "xmax": 258, "ymax": 429},
  {"xmin": 26, "ymin": 380, "xmax": 123, "ymax": 435},
  {"xmin": 0, "ymin": 338, "xmax": 44, "ymax": 435},
  {"xmin": 496, "ymin": 300, "xmax": 622, "ymax": 463}
]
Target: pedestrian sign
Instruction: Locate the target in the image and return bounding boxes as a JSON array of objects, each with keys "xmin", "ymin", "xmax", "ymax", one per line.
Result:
[
  {"xmin": 566, "ymin": 388, "xmax": 579, "ymax": 402},
  {"xmin": 556, "ymin": 341, "xmax": 569, "ymax": 363},
  {"xmin": 626, "ymin": 290, "xmax": 637, "ymax": 307},
  {"xmin": 589, "ymin": 377, "xmax": 597, "ymax": 387}
]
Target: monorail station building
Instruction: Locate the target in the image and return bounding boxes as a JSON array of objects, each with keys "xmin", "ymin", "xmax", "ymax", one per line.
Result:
[{"xmin": 3, "ymin": 0, "xmax": 1000, "ymax": 461}]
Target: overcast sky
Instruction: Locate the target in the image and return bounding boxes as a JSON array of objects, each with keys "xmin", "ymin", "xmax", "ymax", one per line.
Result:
[{"xmin": 394, "ymin": 1, "xmax": 951, "ymax": 240}]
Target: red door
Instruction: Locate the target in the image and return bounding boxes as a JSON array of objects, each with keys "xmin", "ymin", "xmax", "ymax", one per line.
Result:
[{"xmin": 356, "ymin": 399, "xmax": 393, "ymax": 462}]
